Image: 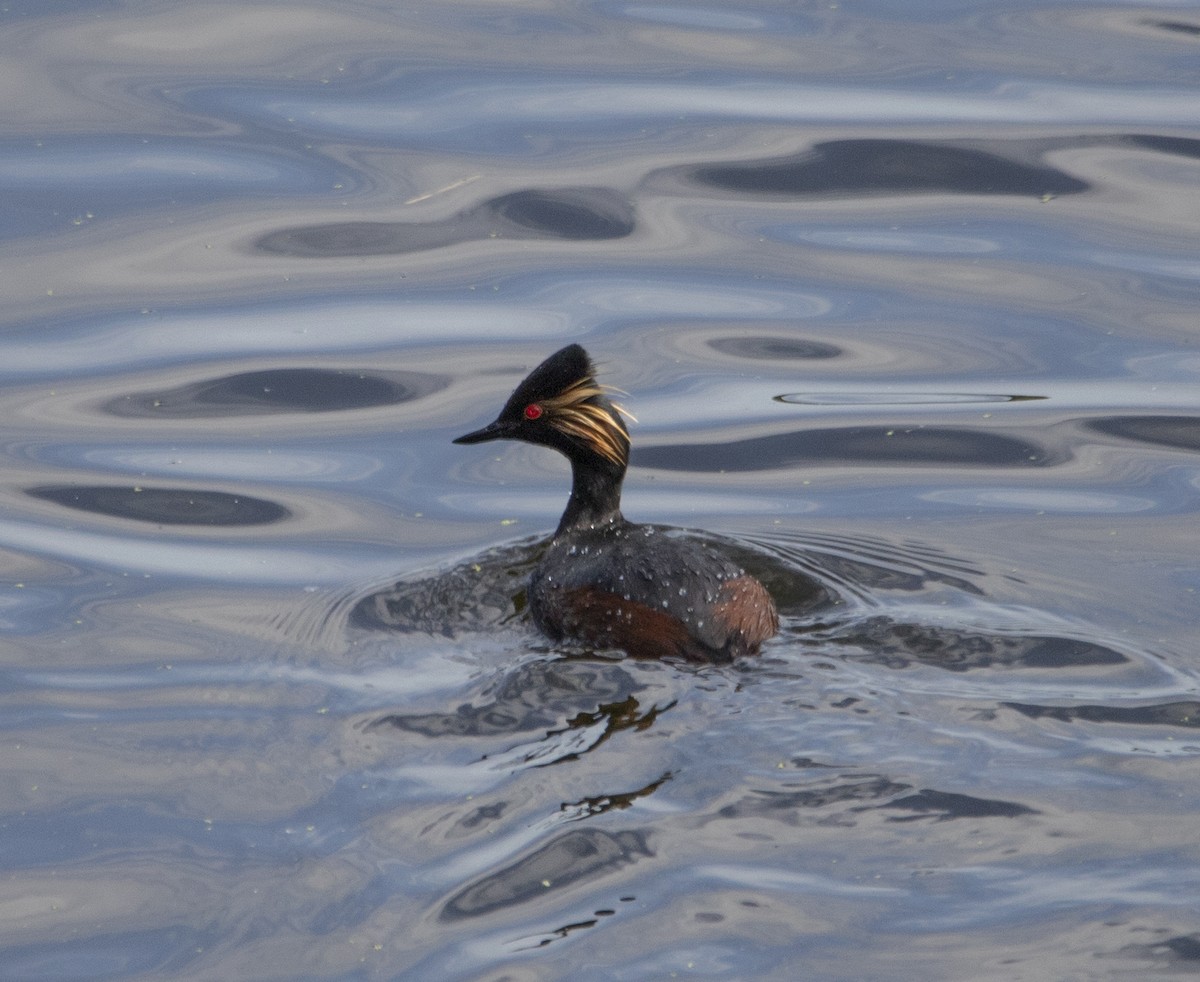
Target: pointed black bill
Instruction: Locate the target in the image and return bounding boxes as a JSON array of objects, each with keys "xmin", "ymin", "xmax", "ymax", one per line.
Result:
[{"xmin": 453, "ymin": 418, "xmax": 511, "ymax": 445}]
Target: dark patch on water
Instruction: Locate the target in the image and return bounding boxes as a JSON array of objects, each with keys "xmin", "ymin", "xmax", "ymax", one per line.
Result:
[
  {"xmin": 370, "ymin": 660, "xmax": 646, "ymax": 737},
  {"xmin": 255, "ymin": 186, "xmax": 634, "ymax": 257},
  {"xmin": 1004, "ymin": 701, "xmax": 1200, "ymax": 727},
  {"xmin": 879, "ymin": 789, "xmax": 1038, "ymax": 822},
  {"xmin": 105, "ymin": 367, "xmax": 448, "ymax": 418},
  {"xmin": 634, "ymin": 426, "xmax": 1062, "ymax": 472},
  {"xmin": 677, "ymin": 139, "xmax": 1089, "ymax": 198},
  {"xmin": 717, "ymin": 777, "xmax": 1035, "ymax": 827},
  {"xmin": 1087, "ymin": 415, "xmax": 1200, "ymax": 453},
  {"xmin": 27, "ymin": 485, "xmax": 289, "ymax": 526},
  {"xmin": 1114, "ymin": 929, "xmax": 1200, "ymax": 971},
  {"xmin": 708, "ymin": 335, "xmax": 843, "ymax": 360},
  {"xmin": 827, "ymin": 618, "xmax": 1128, "ymax": 672},
  {"xmin": 440, "ymin": 827, "xmax": 652, "ymax": 920},
  {"xmin": 1164, "ymin": 935, "xmax": 1200, "ymax": 959},
  {"xmin": 1124, "ymin": 133, "xmax": 1200, "ymax": 159},
  {"xmin": 1141, "ymin": 19, "xmax": 1200, "ymax": 38},
  {"xmin": 1150, "ymin": 934, "xmax": 1200, "ymax": 960},
  {"xmin": 449, "ymin": 801, "xmax": 509, "ymax": 837},
  {"xmin": 758, "ymin": 532, "xmax": 989, "ymax": 600},
  {"xmin": 488, "ymin": 188, "xmax": 633, "ymax": 239},
  {"xmin": 754, "ymin": 562, "xmax": 838, "ymax": 618},
  {"xmin": 716, "ymin": 775, "xmax": 910, "ymax": 824}
]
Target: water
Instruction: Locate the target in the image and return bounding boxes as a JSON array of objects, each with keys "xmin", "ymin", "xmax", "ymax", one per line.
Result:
[{"xmin": 2, "ymin": 1, "xmax": 1200, "ymax": 979}]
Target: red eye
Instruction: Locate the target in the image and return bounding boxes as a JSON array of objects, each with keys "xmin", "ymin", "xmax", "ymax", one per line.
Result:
[{"xmin": 524, "ymin": 404, "xmax": 543, "ymax": 420}]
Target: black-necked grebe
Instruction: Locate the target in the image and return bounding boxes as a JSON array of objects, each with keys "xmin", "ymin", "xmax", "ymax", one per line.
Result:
[{"xmin": 454, "ymin": 344, "xmax": 778, "ymax": 662}]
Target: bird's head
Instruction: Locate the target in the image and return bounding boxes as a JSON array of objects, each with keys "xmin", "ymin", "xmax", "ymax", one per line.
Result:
[{"xmin": 453, "ymin": 344, "xmax": 632, "ymax": 470}]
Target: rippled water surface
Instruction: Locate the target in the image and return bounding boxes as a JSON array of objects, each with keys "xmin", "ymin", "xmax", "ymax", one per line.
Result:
[{"xmin": 3, "ymin": 1, "xmax": 1200, "ymax": 979}]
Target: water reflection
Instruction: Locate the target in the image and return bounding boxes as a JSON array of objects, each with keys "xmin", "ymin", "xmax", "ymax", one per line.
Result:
[
  {"xmin": 715, "ymin": 775, "xmax": 909, "ymax": 820},
  {"xmin": 820, "ymin": 617, "xmax": 1129, "ymax": 672},
  {"xmin": 1, "ymin": 927, "xmax": 207, "ymax": 981},
  {"xmin": 1124, "ymin": 133, "xmax": 1200, "ymax": 159},
  {"xmin": 880, "ymin": 789, "xmax": 1039, "ymax": 822},
  {"xmin": 562, "ymin": 771, "xmax": 672, "ymax": 819},
  {"xmin": 1088, "ymin": 415, "xmax": 1200, "ymax": 453},
  {"xmin": 1120, "ymin": 933, "xmax": 1200, "ymax": 968},
  {"xmin": 1142, "ymin": 20, "xmax": 1200, "ymax": 39},
  {"xmin": 7, "ymin": 0, "xmax": 1200, "ymax": 978},
  {"xmin": 370, "ymin": 660, "xmax": 645, "ymax": 739},
  {"xmin": 0, "ymin": 136, "xmax": 332, "ymax": 240},
  {"xmin": 105, "ymin": 367, "xmax": 448, "ymax": 418},
  {"xmin": 671, "ymin": 139, "xmax": 1089, "ymax": 197},
  {"xmin": 714, "ymin": 778, "xmax": 1038, "ymax": 824},
  {"xmin": 635, "ymin": 426, "xmax": 1062, "ymax": 471},
  {"xmin": 755, "ymin": 531, "xmax": 986, "ymax": 599},
  {"xmin": 708, "ymin": 335, "xmax": 842, "ymax": 360},
  {"xmin": 26, "ymin": 485, "xmax": 289, "ymax": 526},
  {"xmin": 441, "ymin": 827, "xmax": 652, "ymax": 921},
  {"xmin": 255, "ymin": 186, "xmax": 634, "ymax": 257},
  {"xmin": 1004, "ymin": 701, "xmax": 1200, "ymax": 727}
]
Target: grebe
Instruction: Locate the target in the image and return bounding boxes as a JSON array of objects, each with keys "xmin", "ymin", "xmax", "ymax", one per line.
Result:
[{"xmin": 454, "ymin": 344, "xmax": 777, "ymax": 662}]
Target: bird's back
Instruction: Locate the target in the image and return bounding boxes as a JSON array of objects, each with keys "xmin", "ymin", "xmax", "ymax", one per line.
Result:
[{"xmin": 529, "ymin": 521, "xmax": 778, "ymax": 662}]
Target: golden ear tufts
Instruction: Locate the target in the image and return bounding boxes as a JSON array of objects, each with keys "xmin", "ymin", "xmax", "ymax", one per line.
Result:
[
  {"xmin": 541, "ymin": 376, "xmax": 632, "ymax": 468},
  {"xmin": 600, "ymin": 383, "xmax": 637, "ymax": 425}
]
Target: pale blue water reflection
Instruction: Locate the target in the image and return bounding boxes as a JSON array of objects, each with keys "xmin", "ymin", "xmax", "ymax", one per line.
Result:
[{"xmin": 2, "ymin": 0, "xmax": 1200, "ymax": 980}]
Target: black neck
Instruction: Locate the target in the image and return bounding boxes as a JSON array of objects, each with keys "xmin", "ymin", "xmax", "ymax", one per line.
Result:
[{"xmin": 556, "ymin": 454, "xmax": 625, "ymax": 534}]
